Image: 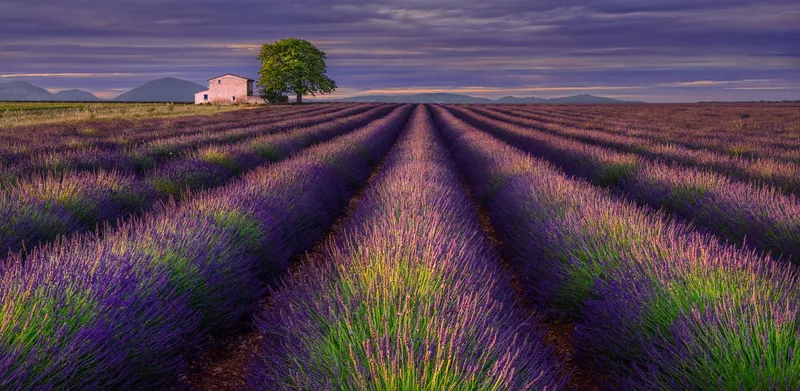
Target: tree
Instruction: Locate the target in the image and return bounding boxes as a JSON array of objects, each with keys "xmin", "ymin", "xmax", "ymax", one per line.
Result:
[
  {"xmin": 257, "ymin": 38, "xmax": 336, "ymax": 104},
  {"xmin": 262, "ymin": 89, "xmax": 289, "ymax": 104}
]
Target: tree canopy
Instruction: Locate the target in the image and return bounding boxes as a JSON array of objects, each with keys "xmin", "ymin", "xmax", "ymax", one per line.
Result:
[{"xmin": 257, "ymin": 38, "xmax": 336, "ymax": 104}]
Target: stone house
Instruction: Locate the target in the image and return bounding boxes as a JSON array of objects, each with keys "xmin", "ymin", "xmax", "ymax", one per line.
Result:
[{"xmin": 194, "ymin": 74, "xmax": 265, "ymax": 104}]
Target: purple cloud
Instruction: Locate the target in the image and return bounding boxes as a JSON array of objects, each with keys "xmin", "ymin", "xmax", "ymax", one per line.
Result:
[{"xmin": 0, "ymin": 0, "xmax": 797, "ymax": 101}]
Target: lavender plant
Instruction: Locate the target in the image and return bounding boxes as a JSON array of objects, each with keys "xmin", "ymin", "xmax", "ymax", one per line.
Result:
[
  {"xmin": 0, "ymin": 105, "xmax": 394, "ymax": 258},
  {"xmin": 432, "ymin": 105, "xmax": 800, "ymax": 390},
  {"xmin": 0, "ymin": 105, "xmax": 413, "ymax": 389},
  {"xmin": 247, "ymin": 105, "xmax": 565, "ymax": 390},
  {"xmin": 447, "ymin": 105, "xmax": 800, "ymax": 261},
  {"xmin": 478, "ymin": 106, "xmax": 800, "ymax": 196}
]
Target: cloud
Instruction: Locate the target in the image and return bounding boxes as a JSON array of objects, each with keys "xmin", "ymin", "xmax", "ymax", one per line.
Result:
[
  {"xmin": 658, "ymin": 79, "xmax": 777, "ymax": 87},
  {"xmin": 0, "ymin": 0, "xmax": 798, "ymax": 101},
  {"xmin": 359, "ymin": 86, "xmax": 643, "ymax": 95},
  {"xmin": 727, "ymin": 86, "xmax": 795, "ymax": 90},
  {"xmin": 0, "ymin": 72, "xmax": 138, "ymax": 78}
]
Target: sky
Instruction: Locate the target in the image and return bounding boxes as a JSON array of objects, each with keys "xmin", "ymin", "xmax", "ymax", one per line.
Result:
[{"xmin": 0, "ymin": 0, "xmax": 798, "ymax": 102}]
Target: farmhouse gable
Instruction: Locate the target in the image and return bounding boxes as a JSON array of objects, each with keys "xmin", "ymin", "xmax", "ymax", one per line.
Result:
[{"xmin": 194, "ymin": 74, "xmax": 265, "ymax": 104}]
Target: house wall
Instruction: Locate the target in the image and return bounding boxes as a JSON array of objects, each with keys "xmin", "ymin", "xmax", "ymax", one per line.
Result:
[
  {"xmin": 194, "ymin": 90, "xmax": 210, "ymax": 104},
  {"xmin": 194, "ymin": 75, "xmax": 265, "ymax": 104}
]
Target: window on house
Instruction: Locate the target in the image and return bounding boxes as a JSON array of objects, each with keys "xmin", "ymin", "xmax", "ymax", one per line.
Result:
[
  {"xmin": 232, "ymin": 96, "xmax": 236, "ymax": 102},
  {"xmin": 203, "ymin": 94, "xmax": 208, "ymax": 101},
  {"xmin": 218, "ymin": 79, "xmax": 221, "ymax": 84}
]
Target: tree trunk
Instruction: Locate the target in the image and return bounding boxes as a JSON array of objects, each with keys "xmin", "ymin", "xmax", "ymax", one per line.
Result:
[{"xmin": 296, "ymin": 93, "xmax": 303, "ymax": 104}]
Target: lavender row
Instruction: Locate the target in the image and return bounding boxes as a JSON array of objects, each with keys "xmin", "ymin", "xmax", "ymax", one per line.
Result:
[
  {"xmin": 0, "ymin": 104, "xmax": 376, "ymax": 183},
  {"xmin": 519, "ymin": 104, "xmax": 800, "ymax": 148},
  {"xmin": 478, "ymin": 106, "xmax": 800, "ymax": 196},
  {"xmin": 503, "ymin": 104, "xmax": 800, "ymax": 159},
  {"xmin": 0, "ymin": 103, "xmax": 338, "ymax": 159},
  {"xmin": 0, "ymin": 105, "xmax": 296, "ymax": 161},
  {"xmin": 432, "ymin": 105, "xmax": 800, "ymax": 390},
  {"xmin": 509, "ymin": 104, "xmax": 800, "ymax": 172},
  {"xmin": 247, "ymin": 105, "xmax": 565, "ymax": 390},
  {"xmin": 516, "ymin": 105, "xmax": 800, "ymax": 147},
  {"xmin": 447, "ymin": 105, "xmax": 800, "ymax": 261},
  {"xmin": 0, "ymin": 105, "xmax": 413, "ymax": 390},
  {"xmin": 0, "ymin": 104, "xmax": 361, "ymax": 181},
  {"xmin": 0, "ymin": 105, "xmax": 396, "ymax": 259},
  {"xmin": 140, "ymin": 104, "xmax": 363, "ymax": 158},
  {"xmin": 509, "ymin": 105, "xmax": 800, "ymax": 163}
]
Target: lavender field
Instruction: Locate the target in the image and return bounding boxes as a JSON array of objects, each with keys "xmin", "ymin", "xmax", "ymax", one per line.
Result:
[{"xmin": 2, "ymin": 102, "xmax": 799, "ymax": 390}]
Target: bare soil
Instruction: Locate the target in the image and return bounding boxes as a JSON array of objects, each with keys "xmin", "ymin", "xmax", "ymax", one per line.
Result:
[
  {"xmin": 180, "ymin": 120, "xmax": 403, "ymax": 390},
  {"xmin": 180, "ymin": 315, "xmax": 263, "ymax": 390},
  {"xmin": 459, "ymin": 160, "xmax": 602, "ymax": 391},
  {"xmin": 185, "ymin": 118, "xmax": 605, "ymax": 390}
]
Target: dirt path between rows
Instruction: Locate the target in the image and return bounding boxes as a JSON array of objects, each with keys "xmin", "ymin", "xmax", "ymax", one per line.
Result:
[
  {"xmin": 180, "ymin": 113, "xmax": 407, "ymax": 391},
  {"xmin": 470, "ymin": 197, "xmax": 602, "ymax": 391},
  {"xmin": 440, "ymin": 108, "xmax": 603, "ymax": 390},
  {"xmin": 184, "ymin": 109, "xmax": 603, "ymax": 390},
  {"xmin": 180, "ymin": 316, "xmax": 263, "ymax": 390}
]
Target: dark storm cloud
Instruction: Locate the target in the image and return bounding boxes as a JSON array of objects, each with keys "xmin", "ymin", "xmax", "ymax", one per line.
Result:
[{"xmin": 0, "ymin": 0, "xmax": 797, "ymax": 101}]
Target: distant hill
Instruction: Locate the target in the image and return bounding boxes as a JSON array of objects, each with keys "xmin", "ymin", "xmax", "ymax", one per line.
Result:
[
  {"xmin": 0, "ymin": 81, "xmax": 100, "ymax": 101},
  {"xmin": 52, "ymin": 89, "xmax": 101, "ymax": 101},
  {"xmin": 2, "ymin": 80, "xmax": 644, "ymax": 104},
  {"xmin": 545, "ymin": 94, "xmax": 639, "ymax": 104},
  {"xmin": 0, "ymin": 81, "xmax": 57, "ymax": 101},
  {"xmin": 495, "ymin": 96, "xmax": 550, "ymax": 104},
  {"xmin": 338, "ymin": 92, "xmax": 643, "ymax": 104},
  {"xmin": 112, "ymin": 78, "xmax": 206, "ymax": 102},
  {"xmin": 339, "ymin": 93, "xmax": 495, "ymax": 104}
]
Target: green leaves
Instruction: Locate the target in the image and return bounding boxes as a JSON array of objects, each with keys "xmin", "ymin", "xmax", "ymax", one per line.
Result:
[{"xmin": 257, "ymin": 38, "xmax": 337, "ymax": 103}]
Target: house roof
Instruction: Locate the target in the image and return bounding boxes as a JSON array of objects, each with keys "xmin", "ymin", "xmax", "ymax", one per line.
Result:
[{"xmin": 208, "ymin": 73, "xmax": 254, "ymax": 81}]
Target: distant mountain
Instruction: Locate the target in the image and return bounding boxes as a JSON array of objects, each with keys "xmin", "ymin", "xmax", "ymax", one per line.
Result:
[
  {"xmin": 112, "ymin": 78, "xmax": 206, "ymax": 102},
  {"xmin": 339, "ymin": 93, "xmax": 495, "ymax": 104},
  {"xmin": 0, "ymin": 81, "xmax": 100, "ymax": 101},
  {"xmin": 52, "ymin": 89, "xmax": 101, "ymax": 101},
  {"xmin": 1, "ymin": 80, "xmax": 642, "ymax": 104},
  {"xmin": 545, "ymin": 94, "xmax": 638, "ymax": 104},
  {"xmin": 495, "ymin": 96, "xmax": 550, "ymax": 104},
  {"xmin": 0, "ymin": 78, "xmax": 205, "ymax": 102},
  {"xmin": 338, "ymin": 93, "xmax": 642, "ymax": 104},
  {"xmin": 0, "ymin": 81, "xmax": 54, "ymax": 101}
]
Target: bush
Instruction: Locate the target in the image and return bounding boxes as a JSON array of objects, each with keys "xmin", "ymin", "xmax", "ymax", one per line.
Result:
[{"xmin": 260, "ymin": 89, "xmax": 289, "ymax": 104}]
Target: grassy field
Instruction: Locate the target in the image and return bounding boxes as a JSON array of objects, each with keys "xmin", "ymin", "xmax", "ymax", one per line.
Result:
[{"xmin": 0, "ymin": 102, "xmax": 256, "ymax": 128}]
